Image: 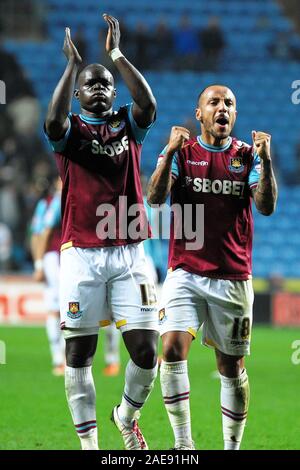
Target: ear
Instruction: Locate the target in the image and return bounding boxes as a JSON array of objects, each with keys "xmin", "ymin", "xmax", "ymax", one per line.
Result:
[
  {"xmin": 113, "ymin": 88, "xmax": 117, "ymax": 98},
  {"xmin": 195, "ymin": 107, "xmax": 202, "ymax": 122},
  {"xmin": 74, "ymin": 89, "xmax": 80, "ymax": 100}
]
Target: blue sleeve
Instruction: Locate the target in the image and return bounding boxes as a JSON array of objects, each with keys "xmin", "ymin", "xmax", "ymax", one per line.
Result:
[
  {"xmin": 157, "ymin": 146, "xmax": 179, "ymax": 178},
  {"xmin": 125, "ymin": 103, "xmax": 155, "ymax": 144},
  {"xmin": 44, "ymin": 196, "xmax": 61, "ymax": 229},
  {"xmin": 44, "ymin": 114, "xmax": 72, "ymax": 153},
  {"xmin": 31, "ymin": 200, "xmax": 47, "ymax": 234},
  {"xmin": 248, "ymin": 152, "xmax": 261, "ymax": 189}
]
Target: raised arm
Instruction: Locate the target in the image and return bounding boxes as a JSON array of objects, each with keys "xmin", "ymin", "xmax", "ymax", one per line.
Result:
[
  {"xmin": 45, "ymin": 28, "xmax": 82, "ymax": 140},
  {"xmin": 103, "ymin": 14, "xmax": 156, "ymax": 128},
  {"xmin": 251, "ymin": 131, "xmax": 278, "ymax": 216},
  {"xmin": 147, "ymin": 126, "xmax": 190, "ymax": 205}
]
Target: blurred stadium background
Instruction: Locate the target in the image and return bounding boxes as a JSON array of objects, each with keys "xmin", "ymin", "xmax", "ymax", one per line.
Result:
[{"xmin": 0, "ymin": 0, "xmax": 300, "ymax": 450}]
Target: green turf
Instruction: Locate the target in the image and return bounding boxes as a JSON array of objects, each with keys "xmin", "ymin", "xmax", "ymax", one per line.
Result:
[{"xmin": 0, "ymin": 325, "xmax": 299, "ymax": 450}]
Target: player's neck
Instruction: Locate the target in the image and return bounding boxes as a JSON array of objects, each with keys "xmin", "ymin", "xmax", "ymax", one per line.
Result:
[
  {"xmin": 80, "ymin": 108, "xmax": 113, "ymax": 119},
  {"xmin": 200, "ymin": 133, "xmax": 230, "ymax": 148}
]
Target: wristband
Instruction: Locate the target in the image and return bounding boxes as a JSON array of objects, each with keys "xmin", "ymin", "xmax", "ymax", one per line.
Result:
[
  {"xmin": 34, "ymin": 259, "xmax": 43, "ymax": 271},
  {"xmin": 109, "ymin": 48, "xmax": 124, "ymax": 62}
]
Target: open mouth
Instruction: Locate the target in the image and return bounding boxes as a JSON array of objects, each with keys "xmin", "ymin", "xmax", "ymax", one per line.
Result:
[{"xmin": 215, "ymin": 116, "xmax": 229, "ymax": 126}]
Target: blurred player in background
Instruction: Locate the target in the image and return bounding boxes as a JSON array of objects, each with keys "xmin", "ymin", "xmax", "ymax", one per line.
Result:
[
  {"xmin": 148, "ymin": 85, "xmax": 278, "ymax": 449},
  {"xmin": 44, "ymin": 14, "xmax": 158, "ymax": 450},
  {"xmin": 102, "ymin": 323, "xmax": 121, "ymax": 377},
  {"xmin": 141, "ymin": 174, "xmax": 160, "ymax": 285},
  {"xmin": 31, "ymin": 176, "xmax": 64, "ymax": 376}
]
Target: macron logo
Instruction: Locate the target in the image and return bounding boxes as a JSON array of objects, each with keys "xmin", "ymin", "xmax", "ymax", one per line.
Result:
[{"xmin": 187, "ymin": 160, "xmax": 208, "ymax": 166}]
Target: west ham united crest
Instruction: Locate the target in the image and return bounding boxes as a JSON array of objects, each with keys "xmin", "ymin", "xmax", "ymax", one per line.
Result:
[
  {"xmin": 108, "ymin": 118, "xmax": 126, "ymax": 132},
  {"xmin": 229, "ymin": 157, "xmax": 245, "ymax": 173},
  {"xmin": 159, "ymin": 308, "xmax": 167, "ymax": 324},
  {"xmin": 67, "ymin": 302, "xmax": 82, "ymax": 319}
]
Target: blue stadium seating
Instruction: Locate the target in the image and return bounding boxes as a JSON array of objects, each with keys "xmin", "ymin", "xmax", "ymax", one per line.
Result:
[{"xmin": 4, "ymin": 0, "xmax": 300, "ymax": 277}]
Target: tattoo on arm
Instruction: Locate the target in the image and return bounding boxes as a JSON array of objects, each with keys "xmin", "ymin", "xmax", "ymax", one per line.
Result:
[
  {"xmin": 253, "ymin": 160, "xmax": 278, "ymax": 216},
  {"xmin": 147, "ymin": 156, "xmax": 175, "ymax": 205}
]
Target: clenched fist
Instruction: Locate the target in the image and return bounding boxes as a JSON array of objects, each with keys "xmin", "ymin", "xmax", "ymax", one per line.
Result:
[
  {"xmin": 252, "ymin": 130, "xmax": 271, "ymax": 161},
  {"xmin": 167, "ymin": 126, "xmax": 190, "ymax": 155}
]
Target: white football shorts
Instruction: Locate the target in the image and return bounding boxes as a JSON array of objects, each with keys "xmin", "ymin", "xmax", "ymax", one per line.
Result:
[
  {"xmin": 43, "ymin": 251, "xmax": 60, "ymax": 312},
  {"xmin": 159, "ymin": 268, "xmax": 254, "ymax": 356},
  {"xmin": 60, "ymin": 243, "xmax": 158, "ymax": 336}
]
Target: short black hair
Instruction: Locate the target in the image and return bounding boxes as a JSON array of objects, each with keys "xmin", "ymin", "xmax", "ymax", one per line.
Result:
[
  {"xmin": 196, "ymin": 84, "xmax": 230, "ymax": 106},
  {"xmin": 77, "ymin": 63, "xmax": 114, "ymax": 86}
]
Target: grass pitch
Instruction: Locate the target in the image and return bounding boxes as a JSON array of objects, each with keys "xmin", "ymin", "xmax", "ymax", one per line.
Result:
[{"xmin": 0, "ymin": 325, "xmax": 299, "ymax": 450}]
